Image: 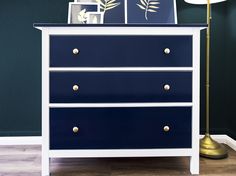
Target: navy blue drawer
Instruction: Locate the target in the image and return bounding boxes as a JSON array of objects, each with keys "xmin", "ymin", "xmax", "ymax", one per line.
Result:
[
  {"xmin": 50, "ymin": 107, "xmax": 192, "ymax": 149},
  {"xmin": 50, "ymin": 72, "xmax": 192, "ymax": 103},
  {"xmin": 50, "ymin": 35, "xmax": 192, "ymax": 67}
]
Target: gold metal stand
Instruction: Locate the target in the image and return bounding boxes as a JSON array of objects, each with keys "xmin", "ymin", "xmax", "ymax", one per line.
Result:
[
  {"xmin": 200, "ymin": 134, "xmax": 228, "ymax": 159},
  {"xmin": 200, "ymin": 0, "xmax": 228, "ymax": 159}
]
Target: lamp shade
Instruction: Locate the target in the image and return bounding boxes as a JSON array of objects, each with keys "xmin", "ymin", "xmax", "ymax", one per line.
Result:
[{"xmin": 184, "ymin": 0, "xmax": 226, "ymax": 4}]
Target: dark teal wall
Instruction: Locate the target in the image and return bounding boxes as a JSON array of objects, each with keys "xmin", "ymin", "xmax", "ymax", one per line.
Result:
[
  {"xmin": 0, "ymin": 0, "xmax": 71, "ymax": 136},
  {"xmin": 0, "ymin": 0, "xmax": 235, "ymax": 138},
  {"xmin": 177, "ymin": 0, "xmax": 228, "ymax": 136},
  {"xmin": 226, "ymin": 0, "xmax": 236, "ymax": 139}
]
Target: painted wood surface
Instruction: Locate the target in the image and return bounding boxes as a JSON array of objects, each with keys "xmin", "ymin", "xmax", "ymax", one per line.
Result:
[
  {"xmin": 37, "ymin": 26, "xmax": 203, "ymax": 175},
  {"xmin": 50, "ymin": 72, "xmax": 192, "ymax": 103},
  {"xmin": 50, "ymin": 107, "xmax": 192, "ymax": 149},
  {"xmin": 50, "ymin": 35, "xmax": 192, "ymax": 67}
]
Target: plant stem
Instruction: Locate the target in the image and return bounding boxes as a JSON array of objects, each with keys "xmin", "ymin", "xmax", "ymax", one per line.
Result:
[
  {"xmin": 104, "ymin": 0, "xmax": 108, "ymax": 14},
  {"xmin": 145, "ymin": 0, "xmax": 150, "ymax": 20}
]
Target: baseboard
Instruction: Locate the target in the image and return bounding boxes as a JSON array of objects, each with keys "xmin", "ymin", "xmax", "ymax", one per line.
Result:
[
  {"xmin": 200, "ymin": 134, "xmax": 236, "ymax": 151},
  {"xmin": 0, "ymin": 136, "xmax": 42, "ymax": 145},
  {"xmin": 0, "ymin": 135, "xmax": 235, "ymax": 151},
  {"xmin": 225, "ymin": 136, "xmax": 236, "ymax": 151},
  {"xmin": 200, "ymin": 134, "xmax": 228, "ymax": 144}
]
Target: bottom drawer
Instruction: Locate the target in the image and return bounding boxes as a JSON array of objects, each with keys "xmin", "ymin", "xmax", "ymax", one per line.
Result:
[{"xmin": 50, "ymin": 107, "xmax": 192, "ymax": 149}]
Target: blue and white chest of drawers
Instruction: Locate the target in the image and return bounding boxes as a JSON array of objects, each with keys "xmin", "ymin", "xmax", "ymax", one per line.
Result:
[{"xmin": 35, "ymin": 24, "xmax": 206, "ymax": 176}]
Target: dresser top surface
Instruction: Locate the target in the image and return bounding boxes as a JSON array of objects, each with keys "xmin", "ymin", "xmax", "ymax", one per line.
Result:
[{"xmin": 34, "ymin": 23, "xmax": 207, "ymax": 28}]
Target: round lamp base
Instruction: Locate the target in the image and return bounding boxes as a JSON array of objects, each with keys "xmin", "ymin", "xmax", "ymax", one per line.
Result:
[{"xmin": 200, "ymin": 134, "xmax": 228, "ymax": 159}]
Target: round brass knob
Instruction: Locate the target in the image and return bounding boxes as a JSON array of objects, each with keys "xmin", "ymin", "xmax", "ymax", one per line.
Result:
[
  {"xmin": 73, "ymin": 127, "xmax": 79, "ymax": 133},
  {"xmin": 73, "ymin": 48, "xmax": 79, "ymax": 55},
  {"xmin": 163, "ymin": 126, "xmax": 170, "ymax": 132},
  {"xmin": 164, "ymin": 48, "xmax": 171, "ymax": 54},
  {"xmin": 73, "ymin": 85, "xmax": 79, "ymax": 91},
  {"xmin": 164, "ymin": 84, "xmax": 171, "ymax": 91}
]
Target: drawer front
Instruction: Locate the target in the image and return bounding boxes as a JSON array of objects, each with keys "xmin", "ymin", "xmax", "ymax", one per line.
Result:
[
  {"xmin": 50, "ymin": 107, "xmax": 192, "ymax": 149},
  {"xmin": 50, "ymin": 35, "xmax": 192, "ymax": 67},
  {"xmin": 50, "ymin": 72, "xmax": 192, "ymax": 103}
]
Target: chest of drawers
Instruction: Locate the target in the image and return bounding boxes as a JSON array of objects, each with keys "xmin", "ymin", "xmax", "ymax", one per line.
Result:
[{"xmin": 35, "ymin": 24, "xmax": 206, "ymax": 176}]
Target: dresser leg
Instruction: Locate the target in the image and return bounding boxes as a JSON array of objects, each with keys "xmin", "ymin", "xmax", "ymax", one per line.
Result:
[
  {"xmin": 42, "ymin": 155, "xmax": 50, "ymax": 176},
  {"xmin": 190, "ymin": 155, "xmax": 199, "ymax": 175}
]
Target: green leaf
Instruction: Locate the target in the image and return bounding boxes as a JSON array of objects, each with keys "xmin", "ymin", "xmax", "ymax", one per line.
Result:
[
  {"xmin": 107, "ymin": 0, "xmax": 116, "ymax": 4},
  {"xmin": 137, "ymin": 4, "xmax": 146, "ymax": 10},
  {"xmin": 105, "ymin": 4, "xmax": 120, "ymax": 11},
  {"xmin": 149, "ymin": 5, "xmax": 159, "ymax": 9},
  {"xmin": 140, "ymin": 0, "xmax": 147, "ymax": 6},
  {"xmin": 106, "ymin": 2, "xmax": 120, "ymax": 8},
  {"xmin": 149, "ymin": 2, "xmax": 160, "ymax": 5},
  {"xmin": 147, "ymin": 9, "xmax": 157, "ymax": 12},
  {"xmin": 98, "ymin": 0, "xmax": 121, "ymax": 12}
]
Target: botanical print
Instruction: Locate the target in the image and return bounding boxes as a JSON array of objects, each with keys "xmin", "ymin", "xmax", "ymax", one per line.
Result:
[
  {"xmin": 96, "ymin": 0, "xmax": 121, "ymax": 14},
  {"xmin": 136, "ymin": 0, "xmax": 160, "ymax": 20},
  {"xmin": 87, "ymin": 12, "xmax": 104, "ymax": 24},
  {"xmin": 92, "ymin": 16, "xmax": 98, "ymax": 23},
  {"xmin": 127, "ymin": 0, "xmax": 176, "ymax": 24},
  {"xmin": 77, "ymin": 9, "xmax": 89, "ymax": 23},
  {"xmin": 73, "ymin": 0, "xmax": 124, "ymax": 23},
  {"xmin": 69, "ymin": 3, "xmax": 99, "ymax": 24},
  {"xmin": 95, "ymin": 0, "xmax": 125, "ymax": 23},
  {"xmin": 70, "ymin": 0, "xmax": 176, "ymax": 24}
]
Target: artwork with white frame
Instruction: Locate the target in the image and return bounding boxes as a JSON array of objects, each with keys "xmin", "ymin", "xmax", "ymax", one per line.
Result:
[
  {"xmin": 73, "ymin": 0, "xmax": 177, "ymax": 24},
  {"xmin": 86, "ymin": 12, "xmax": 104, "ymax": 24},
  {"xmin": 75, "ymin": 0, "xmax": 125, "ymax": 23},
  {"xmin": 68, "ymin": 2, "xmax": 100, "ymax": 24},
  {"xmin": 127, "ymin": 0, "xmax": 177, "ymax": 24}
]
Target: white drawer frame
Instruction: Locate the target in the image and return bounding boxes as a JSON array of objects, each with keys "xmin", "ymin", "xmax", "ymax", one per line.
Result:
[{"xmin": 36, "ymin": 26, "xmax": 205, "ymax": 176}]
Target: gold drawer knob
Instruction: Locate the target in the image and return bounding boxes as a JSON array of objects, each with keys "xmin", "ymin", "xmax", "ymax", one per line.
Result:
[
  {"xmin": 164, "ymin": 84, "xmax": 171, "ymax": 91},
  {"xmin": 164, "ymin": 48, "xmax": 171, "ymax": 54},
  {"xmin": 73, "ymin": 127, "xmax": 79, "ymax": 133},
  {"xmin": 73, "ymin": 48, "xmax": 80, "ymax": 55},
  {"xmin": 73, "ymin": 85, "xmax": 79, "ymax": 91},
  {"xmin": 163, "ymin": 126, "xmax": 170, "ymax": 132}
]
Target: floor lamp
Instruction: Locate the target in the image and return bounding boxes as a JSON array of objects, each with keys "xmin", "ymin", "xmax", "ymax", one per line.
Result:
[{"xmin": 184, "ymin": 0, "xmax": 228, "ymax": 159}]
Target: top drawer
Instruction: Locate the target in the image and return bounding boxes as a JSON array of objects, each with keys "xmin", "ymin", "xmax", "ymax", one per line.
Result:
[{"xmin": 50, "ymin": 35, "xmax": 192, "ymax": 67}]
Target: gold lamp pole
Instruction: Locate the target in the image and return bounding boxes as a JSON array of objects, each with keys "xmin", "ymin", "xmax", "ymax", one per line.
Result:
[{"xmin": 184, "ymin": 0, "xmax": 228, "ymax": 159}]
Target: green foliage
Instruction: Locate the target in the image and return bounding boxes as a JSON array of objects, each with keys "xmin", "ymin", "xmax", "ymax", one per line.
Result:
[
  {"xmin": 137, "ymin": 0, "xmax": 160, "ymax": 20},
  {"xmin": 96, "ymin": 0, "xmax": 121, "ymax": 13}
]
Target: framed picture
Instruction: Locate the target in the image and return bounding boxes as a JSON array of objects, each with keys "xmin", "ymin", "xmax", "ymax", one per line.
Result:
[
  {"xmin": 70, "ymin": 0, "xmax": 177, "ymax": 24},
  {"xmin": 87, "ymin": 12, "xmax": 104, "ymax": 24},
  {"xmin": 75, "ymin": 0, "xmax": 125, "ymax": 23},
  {"xmin": 68, "ymin": 2, "xmax": 100, "ymax": 24},
  {"xmin": 126, "ymin": 0, "xmax": 177, "ymax": 24},
  {"xmin": 102, "ymin": 0, "xmax": 125, "ymax": 23}
]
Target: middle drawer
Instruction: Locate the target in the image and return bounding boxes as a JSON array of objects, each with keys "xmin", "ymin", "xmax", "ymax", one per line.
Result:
[{"xmin": 50, "ymin": 72, "xmax": 192, "ymax": 103}]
